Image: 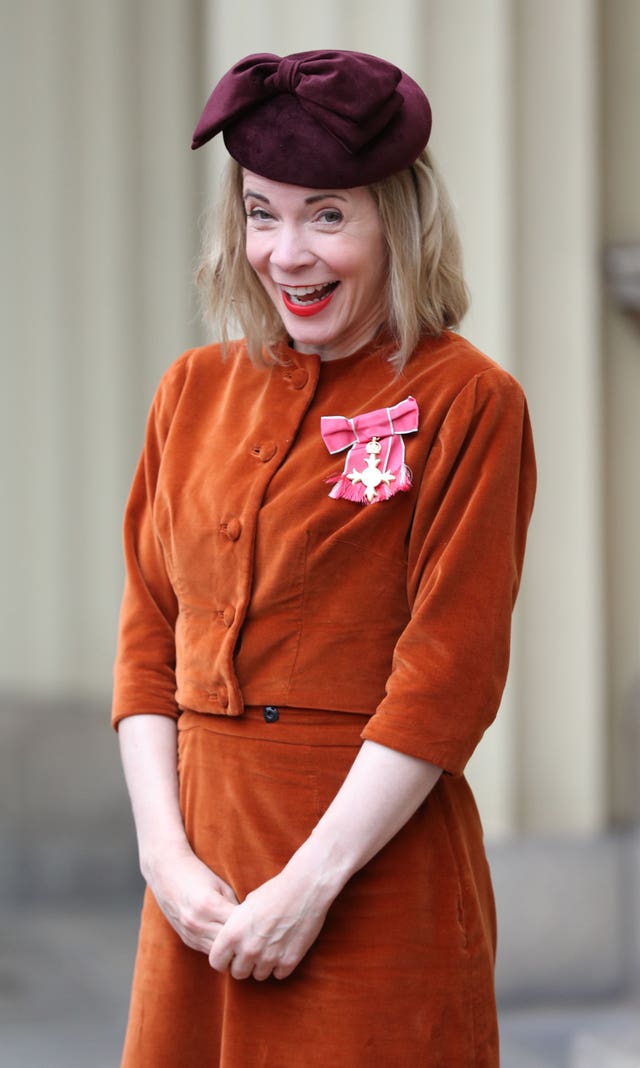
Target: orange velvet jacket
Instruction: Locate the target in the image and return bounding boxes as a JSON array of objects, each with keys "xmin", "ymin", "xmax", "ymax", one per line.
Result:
[{"xmin": 112, "ymin": 330, "xmax": 536, "ymax": 775}]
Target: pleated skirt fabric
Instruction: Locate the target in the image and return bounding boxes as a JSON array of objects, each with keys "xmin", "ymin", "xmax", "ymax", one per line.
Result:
[{"xmin": 121, "ymin": 708, "xmax": 499, "ymax": 1067}]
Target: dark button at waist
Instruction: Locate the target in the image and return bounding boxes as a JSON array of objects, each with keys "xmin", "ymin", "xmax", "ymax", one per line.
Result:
[
  {"xmin": 251, "ymin": 441, "xmax": 278, "ymax": 463},
  {"xmin": 220, "ymin": 517, "xmax": 242, "ymax": 541},
  {"xmin": 263, "ymin": 705, "xmax": 280, "ymax": 723}
]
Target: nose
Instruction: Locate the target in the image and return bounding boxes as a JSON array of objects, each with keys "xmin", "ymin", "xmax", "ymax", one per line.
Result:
[{"xmin": 269, "ymin": 223, "xmax": 315, "ymax": 273}]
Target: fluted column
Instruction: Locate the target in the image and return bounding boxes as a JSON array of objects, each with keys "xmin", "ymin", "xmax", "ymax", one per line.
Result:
[
  {"xmin": 1, "ymin": 0, "xmax": 208, "ymax": 696},
  {"xmin": 601, "ymin": 0, "xmax": 640, "ymax": 824},
  {"xmin": 512, "ymin": 0, "xmax": 605, "ymax": 833}
]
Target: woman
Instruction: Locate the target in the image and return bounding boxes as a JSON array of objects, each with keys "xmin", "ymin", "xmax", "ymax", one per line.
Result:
[{"xmin": 113, "ymin": 50, "xmax": 536, "ymax": 1066}]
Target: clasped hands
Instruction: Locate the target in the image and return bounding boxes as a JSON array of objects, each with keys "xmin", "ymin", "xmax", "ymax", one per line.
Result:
[{"xmin": 148, "ymin": 845, "xmax": 333, "ymax": 982}]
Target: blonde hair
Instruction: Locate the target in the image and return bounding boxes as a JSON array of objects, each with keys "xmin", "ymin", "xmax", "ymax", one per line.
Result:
[{"xmin": 196, "ymin": 149, "xmax": 469, "ymax": 370}]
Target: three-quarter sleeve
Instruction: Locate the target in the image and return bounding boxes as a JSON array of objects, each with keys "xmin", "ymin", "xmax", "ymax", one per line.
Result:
[
  {"xmin": 362, "ymin": 368, "xmax": 536, "ymax": 774},
  {"xmin": 111, "ymin": 358, "xmax": 189, "ymax": 729}
]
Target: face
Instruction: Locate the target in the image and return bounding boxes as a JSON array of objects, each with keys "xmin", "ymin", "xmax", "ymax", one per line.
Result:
[{"xmin": 242, "ymin": 171, "xmax": 388, "ymax": 362}]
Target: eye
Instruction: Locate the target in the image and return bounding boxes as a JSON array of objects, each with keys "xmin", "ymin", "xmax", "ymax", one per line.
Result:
[
  {"xmin": 245, "ymin": 206, "xmax": 274, "ymax": 222},
  {"xmin": 316, "ymin": 208, "xmax": 343, "ymax": 225}
]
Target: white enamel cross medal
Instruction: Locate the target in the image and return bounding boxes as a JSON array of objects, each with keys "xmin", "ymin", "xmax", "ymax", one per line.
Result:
[
  {"xmin": 320, "ymin": 397, "xmax": 419, "ymax": 505},
  {"xmin": 346, "ymin": 437, "xmax": 395, "ymax": 503}
]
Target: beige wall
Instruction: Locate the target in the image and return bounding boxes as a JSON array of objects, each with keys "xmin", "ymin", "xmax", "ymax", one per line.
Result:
[
  {"xmin": 2, "ymin": 0, "xmax": 638, "ymax": 839},
  {"xmin": 2, "ymin": 0, "xmax": 208, "ymax": 695},
  {"xmin": 601, "ymin": 0, "xmax": 640, "ymax": 823}
]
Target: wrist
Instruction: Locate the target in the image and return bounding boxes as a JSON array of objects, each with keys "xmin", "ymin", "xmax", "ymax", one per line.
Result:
[
  {"xmin": 139, "ymin": 832, "xmax": 192, "ymax": 885},
  {"xmin": 285, "ymin": 833, "xmax": 354, "ymax": 907}
]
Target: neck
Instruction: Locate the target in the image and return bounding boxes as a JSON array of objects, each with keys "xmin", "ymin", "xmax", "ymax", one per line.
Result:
[{"xmin": 293, "ymin": 322, "xmax": 387, "ymax": 363}]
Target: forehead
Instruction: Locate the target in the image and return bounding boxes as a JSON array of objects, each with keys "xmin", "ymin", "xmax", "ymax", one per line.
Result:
[{"xmin": 241, "ymin": 169, "xmax": 370, "ymax": 206}]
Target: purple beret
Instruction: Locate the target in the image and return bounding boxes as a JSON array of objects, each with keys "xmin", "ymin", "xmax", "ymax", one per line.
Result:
[{"xmin": 191, "ymin": 50, "xmax": 432, "ymax": 187}]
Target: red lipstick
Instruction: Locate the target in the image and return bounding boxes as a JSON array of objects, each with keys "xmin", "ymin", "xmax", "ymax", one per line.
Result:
[{"xmin": 281, "ymin": 286, "xmax": 337, "ymax": 317}]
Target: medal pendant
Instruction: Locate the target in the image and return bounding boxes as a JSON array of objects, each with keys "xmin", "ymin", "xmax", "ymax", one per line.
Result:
[{"xmin": 347, "ymin": 437, "xmax": 395, "ymax": 503}]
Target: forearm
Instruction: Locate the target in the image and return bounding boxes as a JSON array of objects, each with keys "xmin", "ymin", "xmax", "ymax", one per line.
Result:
[
  {"xmin": 118, "ymin": 714, "xmax": 190, "ymax": 879},
  {"xmin": 118, "ymin": 713, "xmax": 238, "ymax": 952},
  {"xmin": 208, "ymin": 738, "xmax": 442, "ymax": 979},
  {"xmin": 288, "ymin": 739, "xmax": 442, "ymax": 901}
]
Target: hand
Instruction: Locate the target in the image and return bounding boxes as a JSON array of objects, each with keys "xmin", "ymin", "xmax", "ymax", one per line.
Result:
[
  {"xmin": 208, "ymin": 862, "xmax": 332, "ymax": 982},
  {"xmin": 145, "ymin": 844, "xmax": 239, "ymax": 955}
]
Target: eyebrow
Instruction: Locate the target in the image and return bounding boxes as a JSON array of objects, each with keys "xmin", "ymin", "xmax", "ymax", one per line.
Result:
[{"xmin": 242, "ymin": 189, "xmax": 348, "ymax": 204}]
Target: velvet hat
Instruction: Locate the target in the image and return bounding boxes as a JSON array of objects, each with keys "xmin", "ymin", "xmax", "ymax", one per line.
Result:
[{"xmin": 191, "ymin": 50, "xmax": 432, "ymax": 187}]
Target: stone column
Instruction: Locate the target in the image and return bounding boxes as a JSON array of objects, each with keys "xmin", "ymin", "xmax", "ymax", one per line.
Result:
[
  {"xmin": 512, "ymin": 0, "xmax": 606, "ymax": 833},
  {"xmin": 601, "ymin": 0, "xmax": 640, "ymax": 824},
  {"xmin": 1, "ymin": 0, "xmax": 208, "ymax": 698}
]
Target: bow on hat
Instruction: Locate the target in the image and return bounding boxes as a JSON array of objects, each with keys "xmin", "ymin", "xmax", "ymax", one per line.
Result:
[{"xmin": 192, "ymin": 50, "xmax": 404, "ymax": 154}]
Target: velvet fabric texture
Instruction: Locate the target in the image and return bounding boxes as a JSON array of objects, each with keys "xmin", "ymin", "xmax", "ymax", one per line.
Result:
[
  {"xmin": 122, "ymin": 707, "xmax": 498, "ymax": 1066},
  {"xmin": 113, "ymin": 331, "xmax": 536, "ymax": 777},
  {"xmin": 191, "ymin": 51, "xmax": 432, "ymax": 186},
  {"xmin": 113, "ymin": 329, "xmax": 536, "ymax": 1064}
]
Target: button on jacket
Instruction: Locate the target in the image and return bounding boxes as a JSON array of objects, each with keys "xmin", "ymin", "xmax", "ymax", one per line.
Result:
[{"xmin": 112, "ymin": 330, "xmax": 536, "ymax": 776}]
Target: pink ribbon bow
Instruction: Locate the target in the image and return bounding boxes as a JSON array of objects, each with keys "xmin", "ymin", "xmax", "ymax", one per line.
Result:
[{"xmin": 320, "ymin": 397, "xmax": 419, "ymax": 505}]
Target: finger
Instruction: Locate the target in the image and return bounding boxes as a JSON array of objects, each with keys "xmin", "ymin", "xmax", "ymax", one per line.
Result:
[
  {"xmin": 229, "ymin": 954, "xmax": 255, "ymax": 981},
  {"xmin": 209, "ymin": 870, "xmax": 238, "ymax": 902},
  {"xmin": 179, "ymin": 920, "xmax": 228, "ymax": 957},
  {"xmin": 216, "ymin": 879, "xmax": 240, "ymax": 905},
  {"xmin": 205, "ymin": 895, "xmax": 234, "ymax": 926},
  {"xmin": 251, "ymin": 962, "xmax": 274, "ymax": 982},
  {"xmin": 179, "ymin": 930, "xmax": 214, "ymax": 955},
  {"xmin": 202, "ymin": 921, "xmax": 226, "ymax": 945},
  {"xmin": 209, "ymin": 938, "xmax": 235, "ymax": 973}
]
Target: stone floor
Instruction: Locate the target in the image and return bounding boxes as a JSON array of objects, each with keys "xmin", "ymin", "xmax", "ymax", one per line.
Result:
[
  {"xmin": 0, "ymin": 903, "xmax": 139, "ymax": 1068},
  {"xmin": 1, "ymin": 901, "xmax": 638, "ymax": 1067}
]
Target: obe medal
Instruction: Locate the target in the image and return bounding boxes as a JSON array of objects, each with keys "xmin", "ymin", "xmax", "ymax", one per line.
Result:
[
  {"xmin": 347, "ymin": 437, "xmax": 395, "ymax": 503},
  {"xmin": 320, "ymin": 397, "xmax": 419, "ymax": 505}
]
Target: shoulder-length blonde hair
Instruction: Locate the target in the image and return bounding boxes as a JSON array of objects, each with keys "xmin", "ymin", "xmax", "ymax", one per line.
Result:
[{"xmin": 196, "ymin": 149, "xmax": 469, "ymax": 371}]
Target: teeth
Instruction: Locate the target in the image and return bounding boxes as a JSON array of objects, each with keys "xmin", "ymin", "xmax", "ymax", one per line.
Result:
[
  {"xmin": 281, "ymin": 282, "xmax": 338, "ymax": 305},
  {"xmin": 283, "ymin": 283, "xmax": 335, "ymax": 296}
]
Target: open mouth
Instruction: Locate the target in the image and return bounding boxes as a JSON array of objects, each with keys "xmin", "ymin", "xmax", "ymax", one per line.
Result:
[{"xmin": 281, "ymin": 282, "xmax": 339, "ymax": 317}]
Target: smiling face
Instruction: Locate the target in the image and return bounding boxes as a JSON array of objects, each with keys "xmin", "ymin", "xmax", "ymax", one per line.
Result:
[{"xmin": 242, "ymin": 171, "xmax": 388, "ymax": 362}]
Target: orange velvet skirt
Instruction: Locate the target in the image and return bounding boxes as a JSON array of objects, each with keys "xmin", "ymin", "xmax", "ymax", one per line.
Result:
[{"xmin": 121, "ymin": 708, "xmax": 499, "ymax": 1067}]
